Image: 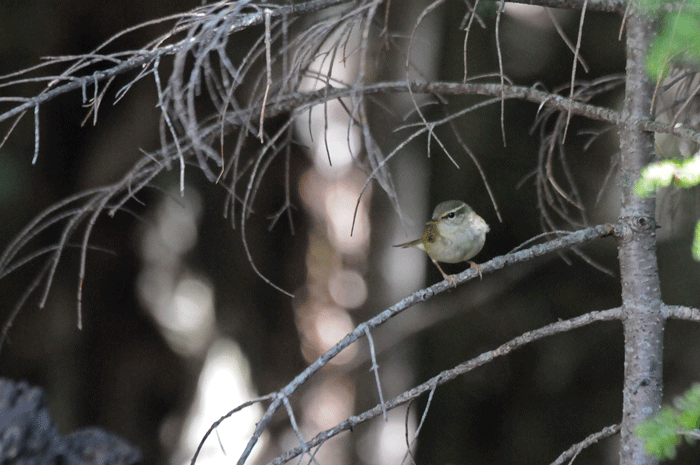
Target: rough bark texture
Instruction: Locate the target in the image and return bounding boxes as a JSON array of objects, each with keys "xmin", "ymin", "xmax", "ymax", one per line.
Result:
[
  {"xmin": 617, "ymin": 14, "xmax": 664, "ymax": 465},
  {"xmin": 0, "ymin": 378, "xmax": 143, "ymax": 465}
]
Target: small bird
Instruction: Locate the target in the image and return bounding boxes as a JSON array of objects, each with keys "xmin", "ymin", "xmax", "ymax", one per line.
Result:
[{"xmin": 394, "ymin": 200, "xmax": 489, "ymax": 286}]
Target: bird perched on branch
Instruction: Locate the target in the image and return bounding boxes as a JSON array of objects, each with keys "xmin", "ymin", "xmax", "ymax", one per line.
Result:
[{"xmin": 394, "ymin": 200, "xmax": 489, "ymax": 286}]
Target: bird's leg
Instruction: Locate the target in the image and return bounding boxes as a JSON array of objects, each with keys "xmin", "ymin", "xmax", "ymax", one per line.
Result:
[
  {"xmin": 469, "ymin": 261, "xmax": 483, "ymax": 280},
  {"xmin": 431, "ymin": 259, "xmax": 456, "ymax": 287}
]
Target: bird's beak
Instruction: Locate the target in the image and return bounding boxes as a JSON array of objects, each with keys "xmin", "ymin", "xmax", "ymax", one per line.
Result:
[{"xmin": 426, "ymin": 220, "xmax": 437, "ymax": 225}]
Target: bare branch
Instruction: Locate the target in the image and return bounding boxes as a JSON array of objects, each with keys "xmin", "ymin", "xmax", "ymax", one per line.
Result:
[
  {"xmin": 550, "ymin": 424, "xmax": 621, "ymax": 465},
  {"xmin": 231, "ymin": 224, "xmax": 615, "ymax": 465},
  {"xmin": 191, "ymin": 393, "xmax": 276, "ymax": 465},
  {"xmin": 666, "ymin": 305, "xmax": 700, "ymax": 322},
  {"xmin": 270, "ymin": 308, "xmax": 622, "ymax": 465},
  {"xmin": 508, "ymin": 0, "xmax": 623, "ymax": 12}
]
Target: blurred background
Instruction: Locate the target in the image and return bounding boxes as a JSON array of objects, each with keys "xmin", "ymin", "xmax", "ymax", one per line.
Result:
[{"xmin": 1, "ymin": 1, "xmax": 700, "ymax": 464}]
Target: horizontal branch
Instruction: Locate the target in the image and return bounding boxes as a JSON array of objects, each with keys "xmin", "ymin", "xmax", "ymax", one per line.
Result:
[
  {"xmin": 7, "ymin": 72, "xmax": 700, "ymax": 154},
  {"xmin": 508, "ymin": 0, "xmax": 700, "ymax": 13},
  {"xmin": 260, "ymin": 81, "xmax": 700, "ymax": 145},
  {"xmin": 270, "ymin": 308, "xmax": 622, "ymax": 465},
  {"xmin": 264, "ymin": 81, "xmax": 619, "ymax": 124},
  {"xmin": 508, "ymin": 0, "xmax": 624, "ymax": 12},
  {"xmin": 666, "ymin": 305, "xmax": 700, "ymax": 322}
]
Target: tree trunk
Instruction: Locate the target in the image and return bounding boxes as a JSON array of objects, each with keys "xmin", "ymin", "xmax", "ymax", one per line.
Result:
[{"xmin": 618, "ymin": 12, "xmax": 664, "ymax": 465}]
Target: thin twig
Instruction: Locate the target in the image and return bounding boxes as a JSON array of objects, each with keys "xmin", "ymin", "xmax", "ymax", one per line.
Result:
[
  {"xmin": 494, "ymin": 0, "xmax": 507, "ymax": 146},
  {"xmin": 260, "ymin": 9, "xmax": 274, "ymax": 142},
  {"xmin": 364, "ymin": 327, "xmax": 387, "ymax": 421}
]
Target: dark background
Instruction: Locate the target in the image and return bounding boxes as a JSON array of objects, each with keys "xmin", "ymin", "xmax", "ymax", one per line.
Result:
[{"xmin": 1, "ymin": 1, "xmax": 700, "ymax": 464}]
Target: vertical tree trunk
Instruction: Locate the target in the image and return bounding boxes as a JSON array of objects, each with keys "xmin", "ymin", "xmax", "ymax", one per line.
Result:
[{"xmin": 618, "ymin": 13, "xmax": 664, "ymax": 465}]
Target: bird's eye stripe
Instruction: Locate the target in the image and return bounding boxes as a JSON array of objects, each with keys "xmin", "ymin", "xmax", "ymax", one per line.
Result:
[{"xmin": 443, "ymin": 206, "xmax": 465, "ymax": 220}]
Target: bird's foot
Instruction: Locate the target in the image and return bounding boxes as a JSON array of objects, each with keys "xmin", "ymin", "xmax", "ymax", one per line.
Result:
[
  {"xmin": 469, "ymin": 261, "xmax": 483, "ymax": 280},
  {"xmin": 433, "ymin": 260, "xmax": 457, "ymax": 288},
  {"xmin": 444, "ymin": 273, "xmax": 457, "ymax": 288}
]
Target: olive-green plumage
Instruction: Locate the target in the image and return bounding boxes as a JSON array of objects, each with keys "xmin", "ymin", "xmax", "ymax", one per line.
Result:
[{"xmin": 395, "ymin": 200, "xmax": 489, "ymax": 284}]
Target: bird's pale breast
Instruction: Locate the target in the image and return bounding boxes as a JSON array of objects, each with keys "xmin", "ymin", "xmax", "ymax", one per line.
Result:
[{"xmin": 424, "ymin": 215, "xmax": 488, "ymax": 263}]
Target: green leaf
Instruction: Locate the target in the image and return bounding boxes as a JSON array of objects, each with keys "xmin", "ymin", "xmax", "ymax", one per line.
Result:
[
  {"xmin": 636, "ymin": 156, "xmax": 700, "ymax": 197},
  {"xmin": 673, "ymin": 156, "xmax": 700, "ymax": 187},
  {"xmin": 637, "ymin": 407, "xmax": 680, "ymax": 459},
  {"xmin": 675, "ymin": 385, "xmax": 700, "ymax": 427},
  {"xmin": 644, "ymin": 5, "xmax": 700, "ymax": 78},
  {"xmin": 637, "ymin": 384, "xmax": 700, "ymax": 459},
  {"xmin": 635, "ymin": 160, "xmax": 677, "ymax": 197},
  {"xmin": 693, "ymin": 222, "xmax": 700, "ymax": 261}
]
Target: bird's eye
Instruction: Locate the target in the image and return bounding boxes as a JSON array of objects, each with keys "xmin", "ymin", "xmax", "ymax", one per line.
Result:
[{"xmin": 447, "ymin": 212, "xmax": 456, "ymax": 219}]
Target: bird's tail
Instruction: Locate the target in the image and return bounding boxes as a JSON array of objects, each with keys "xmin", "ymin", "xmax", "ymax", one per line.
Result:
[{"xmin": 393, "ymin": 238, "xmax": 422, "ymax": 248}]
